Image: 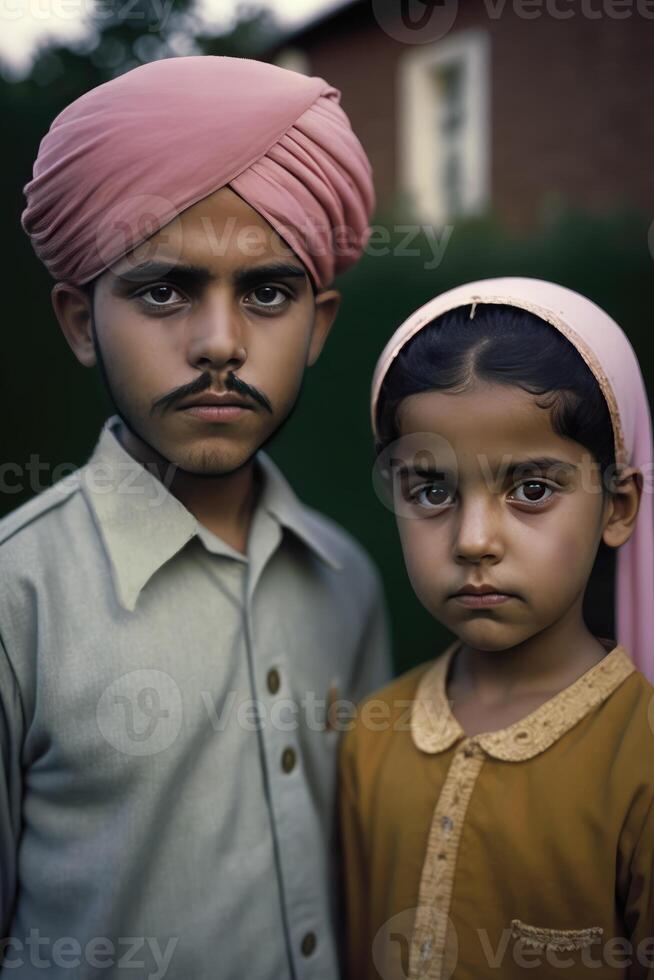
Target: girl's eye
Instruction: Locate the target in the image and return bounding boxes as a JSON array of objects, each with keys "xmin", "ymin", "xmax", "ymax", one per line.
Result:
[
  {"xmin": 137, "ymin": 284, "xmax": 183, "ymax": 308},
  {"xmin": 410, "ymin": 484, "xmax": 453, "ymax": 509},
  {"xmin": 245, "ymin": 285, "xmax": 290, "ymax": 309},
  {"xmin": 510, "ymin": 480, "xmax": 554, "ymax": 505}
]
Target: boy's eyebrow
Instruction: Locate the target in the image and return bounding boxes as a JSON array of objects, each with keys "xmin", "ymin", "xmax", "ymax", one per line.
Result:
[{"xmin": 111, "ymin": 260, "xmax": 308, "ymax": 291}]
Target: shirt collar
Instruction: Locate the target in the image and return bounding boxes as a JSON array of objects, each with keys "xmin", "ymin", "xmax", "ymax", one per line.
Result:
[
  {"xmin": 79, "ymin": 415, "xmax": 343, "ymax": 612},
  {"xmin": 411, "ymin": 638, "xmax": 635, "ymax": 761}
]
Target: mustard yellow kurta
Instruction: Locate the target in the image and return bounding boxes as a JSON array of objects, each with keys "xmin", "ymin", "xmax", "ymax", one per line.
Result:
[{"xmin": 339, "ymin": 640, "xmax": 654, "ymax": 980}]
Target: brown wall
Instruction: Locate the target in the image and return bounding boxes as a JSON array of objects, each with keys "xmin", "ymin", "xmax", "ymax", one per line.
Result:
[{"xmin": 271, "ymin": 0, "xmax": 654, "ymax": 228}]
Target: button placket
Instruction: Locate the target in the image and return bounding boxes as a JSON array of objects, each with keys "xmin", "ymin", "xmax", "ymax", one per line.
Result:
[{"xmin": 409, "ymin": 739, "xmax": 485, "ymax": 980}]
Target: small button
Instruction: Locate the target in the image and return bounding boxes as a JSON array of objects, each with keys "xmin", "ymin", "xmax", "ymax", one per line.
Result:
[
  {"xmin": 463, "ymin": 747, "xmax": 474, "ymax": 758},
  {"xmin": 281, "ymin": 747, "xmax": 296, "ymax": 773},
  {"xmin": 267, "ymin": 668, "xmax": 280, "ymax": 695},
  {"xmin": 441, "ymin": 815, "xmax": 453, "ymax": 833},
  {"xmin": 301, "ymin": 932, "xmax": 317, "ymax": 957}
]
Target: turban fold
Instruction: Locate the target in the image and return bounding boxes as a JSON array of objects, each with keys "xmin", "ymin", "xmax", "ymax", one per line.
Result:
[{"xmin": 21, "ymin": 56, "xmax": 375, "ymax": 289}]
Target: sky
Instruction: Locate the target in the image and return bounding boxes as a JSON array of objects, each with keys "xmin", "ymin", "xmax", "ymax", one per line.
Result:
[{"xmin": 0, "ymin": 0, "xmax": 339, "ymax": 76}]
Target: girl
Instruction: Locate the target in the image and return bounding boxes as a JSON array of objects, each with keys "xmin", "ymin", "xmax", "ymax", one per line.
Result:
[{"xmin": 340, "ymin": 278, "xmax": 654, "ymax": 980}]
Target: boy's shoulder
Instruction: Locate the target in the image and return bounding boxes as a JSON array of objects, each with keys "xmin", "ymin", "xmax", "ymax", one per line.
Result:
[
  {"xmin": 301, "ymin": 502, "xmax": 378, "ymax": 572},
  {"xmin": 298, "ymin": 501, "xmax": 387, "ymax": 610},
  {"xmin": 0, "ymin": 470, "xmax": 84, "ymax": 560}
]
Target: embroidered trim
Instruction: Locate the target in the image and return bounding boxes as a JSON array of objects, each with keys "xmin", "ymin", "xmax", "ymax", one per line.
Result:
[
  {"xmin": 412, "ymin": 642, "xmax": 635, "ymax": 761},
  {"xmin": 409, "ymin": 740, "xmax": 485, "ymax": 980},
  {"xmin": 511, "ymin": 919, "xmax": 604, "ymax": 951}
]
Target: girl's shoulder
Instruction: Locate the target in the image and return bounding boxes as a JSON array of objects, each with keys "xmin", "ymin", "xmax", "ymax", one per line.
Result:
[{"xmin": 607, "ymin": 662, "xmax": 654, "ymax": 749}]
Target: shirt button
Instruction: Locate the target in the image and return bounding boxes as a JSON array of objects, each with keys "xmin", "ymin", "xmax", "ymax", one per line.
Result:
[
  {"xmin": 463, "ymin": 746, "xmax": 474, "ymax": 758},
  {"xmin": 281, "ymin": 747, "xmax": 296, "ymax": 773},
  {"xmin": 441, "ymin": 815, "xmax": 453, "ymax": 833},
  {"xmin": 267, "ymin": 668, "xmax": 280, "ymax": 695},
  {"xmin": 301, "ymin": 932, "xmax": 317, "ymax": 957}
]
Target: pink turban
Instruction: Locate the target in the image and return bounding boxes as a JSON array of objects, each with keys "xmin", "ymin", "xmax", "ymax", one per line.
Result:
[{"xmin": 21, "ymin": 56, "xmax": 375, "ymax": 289}]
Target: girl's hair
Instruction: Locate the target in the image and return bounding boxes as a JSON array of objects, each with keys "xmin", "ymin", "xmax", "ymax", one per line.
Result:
[{"xmin": 375, "ymin": 302, "xmax": 617, "ymax": 638}]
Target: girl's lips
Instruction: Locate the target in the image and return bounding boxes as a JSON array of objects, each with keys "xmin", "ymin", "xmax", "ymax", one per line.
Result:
[{"xmin": 452, "ymin": 593, "xmax": 515, "ymax": 607}]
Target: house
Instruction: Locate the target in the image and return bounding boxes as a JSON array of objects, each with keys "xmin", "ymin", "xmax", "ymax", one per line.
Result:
[{"xmin": 267, "ymin": 0, "xmax": 654, "ymax": 230}]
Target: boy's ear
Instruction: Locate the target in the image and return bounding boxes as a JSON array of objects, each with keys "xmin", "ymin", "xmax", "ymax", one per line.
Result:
[
  {"xmin": 602, "ymin": 467, "xmax": 642, "ymax": 548},
  {"xmin": 307, "ymin": 288, "xmax": 341, "ymax": 367},
  {"xmin": 51, "ymin": 282, "xmax": 97, "ymax": 368}
]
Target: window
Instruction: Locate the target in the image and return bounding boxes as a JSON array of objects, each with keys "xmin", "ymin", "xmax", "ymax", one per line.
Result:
[{"xmin": 398, "ymin": 29, "xmax": 491, "ymax": 224}]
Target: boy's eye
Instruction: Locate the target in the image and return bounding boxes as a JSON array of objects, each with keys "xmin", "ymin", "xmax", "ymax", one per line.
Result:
[
  {"xmin": 410, "ymin": 484, "xmax": 453, "ymax": 509},
  {"xmin": 245, "ymin": 285, "xmax": 290, "ymax": 309},
  {"xmin": 137, "ymin": 284, "xmax": 183, "ymax": 307},
  {"xmin": 510, "ymin": 480, "xmax": 554, "ymax": 504}
]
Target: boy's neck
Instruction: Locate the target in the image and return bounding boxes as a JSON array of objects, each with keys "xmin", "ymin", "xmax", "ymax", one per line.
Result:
[{"xmin": 115, "ymin": 420, "xmax": 261, "ymax": 555}]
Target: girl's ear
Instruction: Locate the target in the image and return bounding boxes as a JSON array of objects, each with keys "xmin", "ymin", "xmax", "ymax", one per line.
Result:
[{"xmin": 602, "ymin": 467, "xmax": 643, "ymax": 549}]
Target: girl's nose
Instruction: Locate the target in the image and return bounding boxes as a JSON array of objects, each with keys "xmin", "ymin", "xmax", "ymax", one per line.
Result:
[{"xmin": 453, "ymin": 496, "xmax": 504, "ymax": 565}]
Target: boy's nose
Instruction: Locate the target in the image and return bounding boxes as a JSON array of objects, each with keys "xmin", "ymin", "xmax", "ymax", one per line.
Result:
[{"xmin": 186, "ymin": 296, "xmax": 247, "ymax": 373}]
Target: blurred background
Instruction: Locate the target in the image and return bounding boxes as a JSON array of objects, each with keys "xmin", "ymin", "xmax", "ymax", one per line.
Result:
[{"xmin": 2, "ymin": 0, "xmax": 653, "ymax": 673}]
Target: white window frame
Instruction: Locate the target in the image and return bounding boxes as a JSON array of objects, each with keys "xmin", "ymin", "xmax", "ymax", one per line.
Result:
[
  {"xmin": 274, "ymin": 48, "xmax": 311, "ymax": 76},
  {"xmin": 398, "ymin": 28, "xmax": 491, "ymax": 224}
]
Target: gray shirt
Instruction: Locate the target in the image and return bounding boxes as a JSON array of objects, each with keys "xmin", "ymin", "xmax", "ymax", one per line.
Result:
[{"xmin": 0, "ymin": 414, "xmax": 391, "ymax": 980}]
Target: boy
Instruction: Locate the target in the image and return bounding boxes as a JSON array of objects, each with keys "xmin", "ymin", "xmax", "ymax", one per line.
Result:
[{"xmin": 1, "ymin": 56, "xmax": 390, "ymax": 979}]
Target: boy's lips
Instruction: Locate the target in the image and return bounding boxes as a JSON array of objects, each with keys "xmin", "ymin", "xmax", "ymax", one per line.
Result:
[{"xmin": 175, "ymin": 390, "xmax": 254, "ymax": 411}]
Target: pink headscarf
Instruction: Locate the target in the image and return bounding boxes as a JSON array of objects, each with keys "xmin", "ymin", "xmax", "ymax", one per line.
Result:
[
  {"xmin": 371, "ymin": 277, "xmax": 654, "ymax": 682},
  {"xmin": 21, "ymin": 56, "xmax": 375, "ymax": 289}
]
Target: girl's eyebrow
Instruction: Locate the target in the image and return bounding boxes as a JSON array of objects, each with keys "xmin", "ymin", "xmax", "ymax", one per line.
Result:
[
  {"xmin": 503, "ymin": 456, "xmax": 578, "ymax": 476},
  {"xmin": 393, "ymin": 457, "xmax": 577, "ymax": 480}
]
